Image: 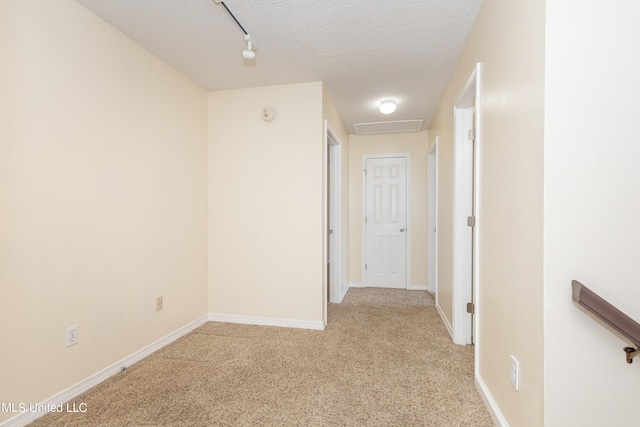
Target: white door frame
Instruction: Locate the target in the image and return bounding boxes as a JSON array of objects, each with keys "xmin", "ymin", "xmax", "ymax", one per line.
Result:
[
  {"xmin": 324, "ymin": 121, "xmax": 344, "ymax": 317},
  {"xmin": 362, "ymin": 152, "xmax": 411, "ymax": 289},
  {"xmin": 452, "ymin": 64, "xmax": 481, "ymax": 346},
  {"xmin": 427, "ymin": 137, "xmax": 438, "ymax": 296}
]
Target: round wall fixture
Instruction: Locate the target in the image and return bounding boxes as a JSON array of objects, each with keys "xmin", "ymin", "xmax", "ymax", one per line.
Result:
[{"xmin": 261, "ymin": 106, "xmax": 275, "ymax": 122}]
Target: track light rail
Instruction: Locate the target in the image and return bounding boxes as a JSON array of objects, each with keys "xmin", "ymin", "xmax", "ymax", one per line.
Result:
[{"xmin": 214, "ymin": 1, "xmax": 248, "ymax": 35}]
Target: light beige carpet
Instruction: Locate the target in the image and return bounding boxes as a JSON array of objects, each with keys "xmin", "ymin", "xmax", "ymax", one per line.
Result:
[{"xmin": 32, "ymin": 288, "xmax": 493, "ymax": 426}]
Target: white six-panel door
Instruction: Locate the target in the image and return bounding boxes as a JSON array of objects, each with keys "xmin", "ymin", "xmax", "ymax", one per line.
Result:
[{"xmin": 364, "ymin": 156, "xmax": 408, "ymax": 288}]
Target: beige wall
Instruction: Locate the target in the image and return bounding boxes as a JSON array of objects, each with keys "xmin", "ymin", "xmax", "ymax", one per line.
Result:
[
  {"xmin": 208, "ymin": 82, "xmax": 324, "ymax": 323},
  {"xmin": 348, "ymin": 131, "xmax": 429, "ymax": 287},
  {"xmin": 428, "ymin": 0, "xmax": 545, "ymax": 425},
  {"xmin": 0, "ymin": 0, "xmax": 209, "ymax": 422},
  {"xmin": 544, "ymin": 1, "xmax": 640, "ymax": 425},
  {"xmin": 19, "ymin": 2, "xmax": 639, "ymax": 426}
]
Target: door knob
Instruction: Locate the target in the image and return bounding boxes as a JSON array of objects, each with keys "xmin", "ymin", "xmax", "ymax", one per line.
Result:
[{"xmin": 400, "ymin": 228, "xmax": 405, "ymax": 232}]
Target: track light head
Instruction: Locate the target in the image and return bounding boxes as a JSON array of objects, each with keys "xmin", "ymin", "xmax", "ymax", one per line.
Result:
[
  {"xmin": 243, "ymin": 34, "xmax": 256, "ymax": 60},
  {"xmin": 242, "ymin": 49, "xmax": 256, "ymax": 60}
]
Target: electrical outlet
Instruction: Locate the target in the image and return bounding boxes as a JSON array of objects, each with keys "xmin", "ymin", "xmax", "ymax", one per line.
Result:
[
  {"xmin": 510, "ymin": 355, "xmax": 519, "ymax": 391},
  {"xmin": 156, "ymin": 296, "xmax": 163, "ymax": 312},
  {"xmin": 66, "ymin": 325, "xmax": 79, "ymax": 347}
]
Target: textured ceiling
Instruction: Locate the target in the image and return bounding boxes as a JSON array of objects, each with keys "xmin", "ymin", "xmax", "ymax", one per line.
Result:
[{"xmin": 75, "ymin": 0, "xmax": 483, "ymax": 133}]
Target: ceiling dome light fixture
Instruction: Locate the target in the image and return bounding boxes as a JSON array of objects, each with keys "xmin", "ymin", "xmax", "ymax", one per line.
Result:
[{"xmin": 379, "ymin": 100, "xmax": 397, "ymax": 114}]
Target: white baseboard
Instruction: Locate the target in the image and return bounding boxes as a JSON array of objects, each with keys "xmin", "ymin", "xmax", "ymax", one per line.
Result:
[
  {"xmin": 349, "ymin": 282, "xmax": 428, "ymax": 291},
  {"xmin": 436, "ymin": 302, "xmax": 454, "ymax": 341},
  {"xmin": 0, "ymin": 315, "xmax": 209, "ymax": 427},
  {"xmin": 475, "ymin": 375, "xmax": 509, "ymax": 427},
  {"xmin": 208, "ymin": 313, "xmax": 324, "ymax": 331},
  {"xmin": 338, "ymin": 283, "xmax": 350, "ymax": 302}
]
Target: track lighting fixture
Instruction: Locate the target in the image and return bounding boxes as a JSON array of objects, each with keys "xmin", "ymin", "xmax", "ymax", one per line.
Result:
[
  {"xmin": 213, "ymin": 0, "xmax": 257, "ymax": 60},
  {"xmin": 243, "ymin": 34, "xmax": 256, "ymax": 60},
  {"xmin": 379, "ymin": 100, "xmax": 397, "ymax": 114}
]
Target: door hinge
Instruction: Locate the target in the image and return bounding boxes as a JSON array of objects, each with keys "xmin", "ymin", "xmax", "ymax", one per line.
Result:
[
  {"xmin": 363, "ymin": 168, "xmax": 367, "ymax": 176},
  {"xmin": 365, "ymin": 217, "xmax": 367, "ymax": 224},
  {"xmin": 467, "ymin": 216, "xmax": 476, "ymax": 228},
  {"xmin": 365, "ymin": 264, "xmax": 367, "ymax": 271},
  {"xmin": 468, "ymin": 129, "xmax": 476, "ymax": 141},
  {"xmin": 467, "ymin": 302, "xmax": 475, "ymax": 314}
]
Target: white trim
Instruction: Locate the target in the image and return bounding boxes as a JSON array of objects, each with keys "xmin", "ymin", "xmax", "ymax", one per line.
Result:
[
  {"xmin": 452, "ymin": 64, "xmax": 479, "ymax": 346},
  {"xmin": 0, "ymin": 315, "xmax": 209, "ymax": 427},
  {"xmin": 325, "ymin": 121, "xmax": 344, "ymax": 305},
  {"xmin": 208, "ymin": 313, "xmax": 325, "ymax": 331},
  {"xmin": 436, "ymin": 303, "xmax": 454, "ymax": 340},
  {"xmin": 323, "ymin": 121, "xmax": 328, "ymax": 325},
  {"xmin": 475, "ymin": 375, "xmax": 509, "ymax": 427},
  {"xmin": 338, "ymin": 282, "xmax": 350, "ymax": 302},
  {"xmin": 361, "ymin": 152, "xmax": 412, "ymax": 289},
  {"xmin": 427, "ymin": 138, "xmax": 439, "ymax": 295},
  {"xmin": 349, "ymin": 282, "xmax": 428, "ymax": 292},
  {"xmin": 472, "ymin": 64, "xmax": 482, "ymax": 375}
]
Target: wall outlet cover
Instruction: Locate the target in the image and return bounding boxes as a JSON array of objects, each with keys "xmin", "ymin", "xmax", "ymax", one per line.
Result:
[
  {"xmin": 66, "ymin": 325, "xmax": 79, "ymax": 347},
  {"xmin": 510, "ymin": 355, "xmax": 519, "ymax": 391}
]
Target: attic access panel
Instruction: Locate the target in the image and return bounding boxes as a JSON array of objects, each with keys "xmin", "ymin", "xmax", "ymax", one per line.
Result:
[{"xmin": 353, "ymin": 120, "xmax": 425, "ymax": 135}]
